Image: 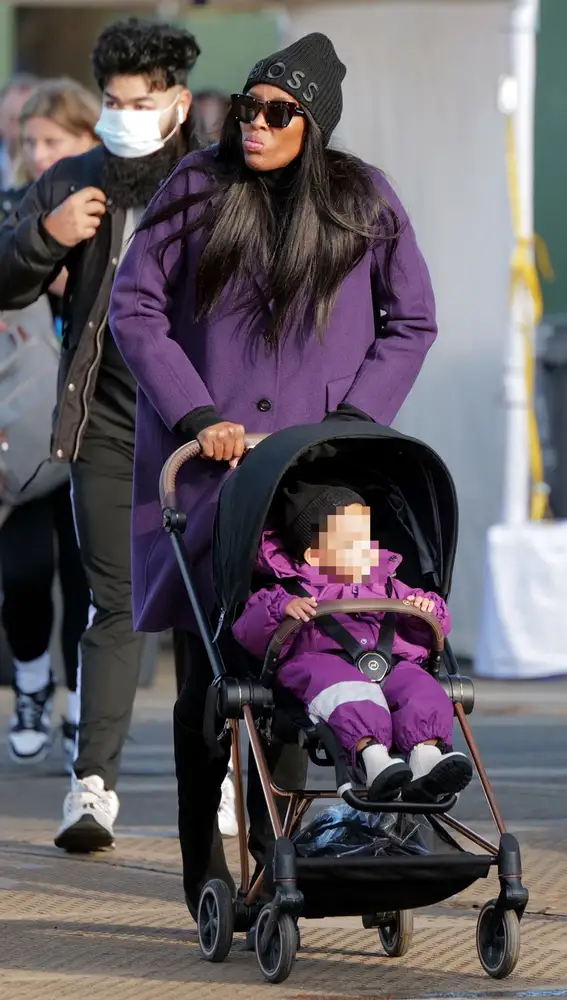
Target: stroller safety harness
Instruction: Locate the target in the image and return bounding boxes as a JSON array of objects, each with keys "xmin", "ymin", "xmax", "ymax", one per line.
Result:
[{"xmin": 277, "ymin": 576, "xmax": 398, "ymax": 685}]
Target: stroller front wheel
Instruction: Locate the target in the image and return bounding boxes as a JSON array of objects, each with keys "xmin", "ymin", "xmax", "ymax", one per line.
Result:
[
  {"xmin": 197, "ymin": 879, "xmax": 234, "ymax": 963},
  {"xmin": 378, "ymin": 910, "xmax": 414, "ymax": 958},
  {"xmin": 255, "ymin": 906, "xmax": 297, "ymax": 984},
  {"xmin": 476, "ymin": 899, "xmax": 521, "ymax": 979}
]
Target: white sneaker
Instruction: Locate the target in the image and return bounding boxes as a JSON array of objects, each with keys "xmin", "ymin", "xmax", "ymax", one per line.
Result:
[
  {"xmin": 361, "ymin": 743, "xmax": 412, "ymax": 802},
  {"xmin": 406, "ymin": 744, "xmax": 473, "ymax": 801},
  {"xmin": 54, "ymin": 775, "xmax": 119, "ymax": 853},
  {"xmin": 218, "ymin": 772, "xmax": 238, "ymax": 837},
  {"xmin": 8, "ymin": 679, "xmax": 55, "ymax": 764}
]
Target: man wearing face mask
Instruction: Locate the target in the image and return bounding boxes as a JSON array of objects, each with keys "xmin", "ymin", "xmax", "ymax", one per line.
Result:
[{"xmin": 0, "ymin": 18, "xmax": 202, "ymax": 851}]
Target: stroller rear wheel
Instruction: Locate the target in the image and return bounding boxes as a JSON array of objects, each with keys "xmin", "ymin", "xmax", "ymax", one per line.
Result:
[
  {"xmin": 378, "ymin": 910, "xmax": 414, "ymax": 958},
  {"xmin": 476, "ymin": 899, "xmax": 521, "ymax": 979},
  {"xmin": 255, "ymin": 905, "xmax": 297, "ymax": 984},
  {"xmin": 197, "ymin": 879, "xmax": 234, "ymax": 963}
]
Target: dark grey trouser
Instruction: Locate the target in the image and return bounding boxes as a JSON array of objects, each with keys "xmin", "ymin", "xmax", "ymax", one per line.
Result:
[
  {"xmin": 71, "ymin": 435, "xmax": 143, "ymax": 789},
  {"xmin": 174, "ymin": 630, "xmax": 308, "ymax": 902}
]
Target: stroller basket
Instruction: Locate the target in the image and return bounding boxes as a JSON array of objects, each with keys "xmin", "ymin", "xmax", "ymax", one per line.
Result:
[
  {"xmin": 160, "ymin": 423, "xmax": 529, "ymax": 986},
  {"xmin": 294, "ymin": 853, "xmax": 493, "ymax": 919}
]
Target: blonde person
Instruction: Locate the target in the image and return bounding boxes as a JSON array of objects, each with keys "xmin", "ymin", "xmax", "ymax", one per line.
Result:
[
  {"xmin": 0, "ymin": 73, "xmax": 40, "ymax": 188},
  {"xmin": 0, "ymin": 78, "xmax": 99, "ymax": 769}
]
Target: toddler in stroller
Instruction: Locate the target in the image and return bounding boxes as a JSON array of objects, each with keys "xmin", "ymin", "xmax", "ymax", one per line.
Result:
[{"xmin": 233, "ymin": 481, "xmax": 473, "ymax": 804}]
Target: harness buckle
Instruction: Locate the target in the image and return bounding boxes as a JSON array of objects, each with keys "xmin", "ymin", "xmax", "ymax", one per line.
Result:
[{"xmin": 356, "ymin": 650, "xmax": 392, "ymax": 684}]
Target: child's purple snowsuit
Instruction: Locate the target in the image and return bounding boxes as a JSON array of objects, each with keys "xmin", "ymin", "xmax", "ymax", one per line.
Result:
[{"xmin": 233, "ymin": 532, "xmax": 454, "ymax": 765}]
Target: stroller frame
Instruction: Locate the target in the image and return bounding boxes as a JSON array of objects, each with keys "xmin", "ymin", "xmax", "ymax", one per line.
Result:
[{"xmin": 160, "ymin": 432, "xmax": 529, "ymax": 985}]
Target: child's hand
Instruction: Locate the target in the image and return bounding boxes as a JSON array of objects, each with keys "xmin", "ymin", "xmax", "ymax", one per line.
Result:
[
  {"xmin": 285, "ymin": 596, "xmax": 318, "ymax": 622},
  {"xmin": 406, "ymin": 594, "xmax": 436, "ymax": 615}
]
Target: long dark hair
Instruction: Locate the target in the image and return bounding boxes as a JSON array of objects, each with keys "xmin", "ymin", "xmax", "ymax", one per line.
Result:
[{"xmin": 142, "ymin": 112, "xmax": 402, "ymax": 346}]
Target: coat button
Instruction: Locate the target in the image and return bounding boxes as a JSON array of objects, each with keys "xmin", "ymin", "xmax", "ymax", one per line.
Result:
[
  {"xmin": 56, "ymin": 449, "xmax": 64, "ymax": 459},
  {"xmin": 88, "ymin": 321, "xmax": 94, "ymax": 329},
  {"xmin": 111, "ymin": 257, "xmax": 118, "ymax": 266},
  {"xmin": 68, "ymin": 383, "xmax": 75, "ymax": 393},
  {"xmin": 257, "ymin": 399, "xmax": 272, "ymax": 412}
]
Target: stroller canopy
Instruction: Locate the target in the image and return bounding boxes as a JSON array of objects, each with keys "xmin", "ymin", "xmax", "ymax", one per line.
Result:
[{"xmin": 213, "ymin": 422, "xmax": 458, "ymax": 626}]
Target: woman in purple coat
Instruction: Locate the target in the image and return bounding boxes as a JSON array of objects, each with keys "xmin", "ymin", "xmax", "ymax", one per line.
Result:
[{"xmin": 109, "ymin": 33, "xmax": 437, "ymax": 918}]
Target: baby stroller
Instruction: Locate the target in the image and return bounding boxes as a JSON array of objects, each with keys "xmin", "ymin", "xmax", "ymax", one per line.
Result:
[{"xmin": 160, "ymin": 422, "xmax": 528, "ymax": 985}]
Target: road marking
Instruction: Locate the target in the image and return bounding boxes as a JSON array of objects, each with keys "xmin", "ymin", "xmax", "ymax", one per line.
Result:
[
  {"xmin": 117, "ymin": 780, "xmax": 177, "ymax": 793},
  {"xmin": 116, "ymin": 765, "xmax": 567, "ymax": 781},
  {"xmin": 122, "ymin": 744, "xmax": 174, "ymax": 756},
  {"xmin": 412, "ymin": 992, "xmax": 567, "ymax": 999},
  {"xmin": 471, "ymin": 714, "xmax": 567, "ymax": 726},
  {"xmin": 483, "ymin": 767, "xmax": 567, "ymax": 779}
]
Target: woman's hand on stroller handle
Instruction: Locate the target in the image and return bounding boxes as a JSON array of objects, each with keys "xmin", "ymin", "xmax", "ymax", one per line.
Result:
[
  {"xmin": 197, "ymin": 421, "xmax": 246, "ymax": 468},
  {"xmin": 159, "ymin": 432, "xmax": 268, "ymax": 508}
]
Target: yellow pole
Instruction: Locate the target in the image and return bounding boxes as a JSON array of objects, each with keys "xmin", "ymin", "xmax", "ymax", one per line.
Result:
[{"xmin": 505, "ymin": 113, "xmax": 553, "ymax": 520}]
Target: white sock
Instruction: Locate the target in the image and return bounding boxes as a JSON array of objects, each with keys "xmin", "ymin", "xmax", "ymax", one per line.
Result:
[
  {"xmin": 66, "ymin": 690, "xmax": 80, "ymax": 726},
  {"xmin": 361, "ymin": 743, "xmax": 394, "ymax": 786},
  {"xmin": 14, "ymin": 653, "xmax": 51, "ymax": 694},
  {"xmin": 409, "ymin": 743, "xmax": 442, "ymax": 780}
]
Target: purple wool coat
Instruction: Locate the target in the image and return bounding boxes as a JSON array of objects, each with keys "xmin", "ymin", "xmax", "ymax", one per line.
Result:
[
  {"xmin": 233, "ymin": 532, "xmax": 452, "ymax": 664},
  {"xmin": 109, "ymin": 148, "xmax": 437, "ymax": 632}
]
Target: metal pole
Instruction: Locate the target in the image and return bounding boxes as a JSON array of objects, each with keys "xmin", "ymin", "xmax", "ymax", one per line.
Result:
[
  {"xmin": 501, "ymin": 0, "xmax": 540, "ymax": 525},
  {"xmin": 169, "ymin": 531, "xmax": 226, "ymax": 681}
]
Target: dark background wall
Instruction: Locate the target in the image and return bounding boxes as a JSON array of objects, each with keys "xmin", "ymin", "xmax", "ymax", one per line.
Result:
[
  {"xmin": 534, "ymin": 0, "xmax": 567, "ymax": 322},
  {"xmin": 11, "ymin": 6, "xmax": 281, "ymax": 98}
]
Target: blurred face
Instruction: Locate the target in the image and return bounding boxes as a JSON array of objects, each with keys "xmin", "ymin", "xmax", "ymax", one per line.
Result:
[
  {"xmin": 195, "ymin": 95, "xmax": 229, "ymax": 143},
  {"xmin": 102, "ymin": 74, "xmax": 191, "ymax": 137},
  {"xmin": 0, "ymin": 85, "xmax": 34, "ymax": 154},
  {"xmin": 306, "ymin": 504, "xmax": 380, "ymax": 584},
  {"xmin": 21, "ymin": 116, "xmax": 96, "ymax": 181},
  {"xmin": 239, "ymin": 83, "xmax": 306, "ymax": 172}
]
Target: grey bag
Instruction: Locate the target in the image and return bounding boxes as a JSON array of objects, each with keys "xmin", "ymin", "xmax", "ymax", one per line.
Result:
[{"xmin": 0, "ymin": 297, "xmax": 70, "ymax": 505}]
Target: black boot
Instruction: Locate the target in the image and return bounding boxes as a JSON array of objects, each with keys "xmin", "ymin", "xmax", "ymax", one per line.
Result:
[
  {"xmin": 175, "ymin": 706, "xmax": 235, "ymax": 919},
  {"xmin": 174, "ymin": 630, "xmax": 236, "ymax": 921}
]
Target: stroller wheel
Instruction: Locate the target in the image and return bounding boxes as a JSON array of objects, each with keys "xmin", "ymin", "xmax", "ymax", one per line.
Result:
[
  {"xmin": 255, "ymin": 906, "xmax": 297, "ymax": 984},
  {"xmin": 378, "ymin": 910, "xmax": 414, "ymax": 958},
  {"xmin": 197, "ymin": 879, "xmax": 234, "ymax": 963},
  {"xmin": 476, "ymin": 899, "xmax": 521, "ymax": 979}
]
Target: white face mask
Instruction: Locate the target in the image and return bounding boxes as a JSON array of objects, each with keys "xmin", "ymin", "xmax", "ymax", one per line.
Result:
[{"xmin": 95, "ymin": 98, "xmax": 182, "ymax": 159}]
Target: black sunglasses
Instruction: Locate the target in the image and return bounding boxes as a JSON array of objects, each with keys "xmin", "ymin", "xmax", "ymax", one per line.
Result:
[{"xmin": 230, "ymin": 93, "xmax": 305, "ymax": 130}]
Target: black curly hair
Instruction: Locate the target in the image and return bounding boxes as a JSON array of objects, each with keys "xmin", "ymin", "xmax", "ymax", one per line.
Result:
[{"xmin": 91, "ymin": 17, "xmax": 201, "ymax": 92}]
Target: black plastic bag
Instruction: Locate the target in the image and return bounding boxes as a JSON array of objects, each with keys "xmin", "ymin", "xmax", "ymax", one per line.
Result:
[{"xmin": 293, "ymin": 802, "xmax": 431, "ymax": 859}]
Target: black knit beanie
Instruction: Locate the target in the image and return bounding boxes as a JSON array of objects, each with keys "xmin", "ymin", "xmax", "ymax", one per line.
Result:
[
  {"xmin": 244, "ymin": 32, "xmax": 346, "ymax": 145},
  {"xmin": 281, "ymin": 481, "xmax": 366, "ymax": 559}
]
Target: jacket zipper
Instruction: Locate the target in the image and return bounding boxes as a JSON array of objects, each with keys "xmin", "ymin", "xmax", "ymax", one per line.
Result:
[
  {"xmin": 212, "ymin": 608, "xmax": 225, "ymax": 643},
  {"xmin": 72, "ymin": 311, "xmax": 108, "ymax": 461}
]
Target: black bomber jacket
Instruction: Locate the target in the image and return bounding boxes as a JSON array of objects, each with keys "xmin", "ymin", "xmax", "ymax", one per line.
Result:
[{"xmin": 0, "ymin": 146, "xmax": 133, "ymax": 462}]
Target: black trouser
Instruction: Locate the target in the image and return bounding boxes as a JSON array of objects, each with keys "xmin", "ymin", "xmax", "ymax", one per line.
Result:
[
  {"xmin": 0, "ymin": 483, "xmax": 90, "ymax": 691},
  {"xmin": 174, "ymin": 630, "xmax": 308, "ymax": 901},
  {"xmin": 71, "ymin": 435, "xmax": 144, "ymax": 789}
]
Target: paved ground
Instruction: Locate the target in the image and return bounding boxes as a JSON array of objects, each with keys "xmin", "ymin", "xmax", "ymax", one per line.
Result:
[{"xmin": 2, "ymin": 662, "xmax": 567, "ymax": 999}]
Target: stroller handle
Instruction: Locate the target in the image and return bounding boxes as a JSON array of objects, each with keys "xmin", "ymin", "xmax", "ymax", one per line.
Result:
[
  {"xmin": 159, "ymin": 434, "xmax": 268, "ymax": 509},
  {"xmin": 266, "ymin": 598, "xmax": 445, "ymax": 658}
]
